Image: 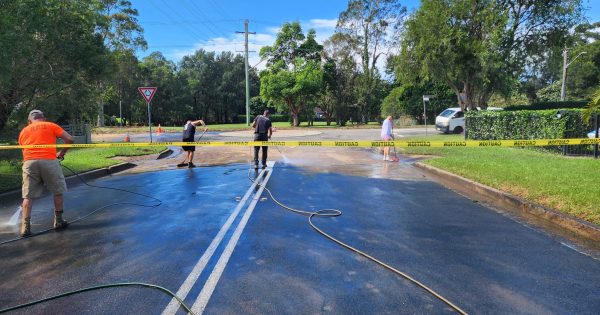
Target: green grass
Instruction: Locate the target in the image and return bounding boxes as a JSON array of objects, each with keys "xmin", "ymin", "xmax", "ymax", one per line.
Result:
[
  {"xmin": 401, "ymin": 135, "xmax": 600, "ymax": 225},
  {"xmin": 0, "ymin": 146, "xmax": 165, "ymax": 193}
]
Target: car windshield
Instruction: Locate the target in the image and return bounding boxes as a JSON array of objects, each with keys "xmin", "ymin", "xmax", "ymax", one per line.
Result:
[{"xmin": 439, "ymin": 109, "xmax": 456, "ymax": 118}]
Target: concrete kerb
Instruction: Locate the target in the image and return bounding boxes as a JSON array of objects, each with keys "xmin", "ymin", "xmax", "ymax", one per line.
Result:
[
  {"xmin": 0, "ymin": 147, "xmax": 172, "ymax": 200},
  {"xmin": 414, "ymin": 162, "xmax": 600, "ymax": 244}
]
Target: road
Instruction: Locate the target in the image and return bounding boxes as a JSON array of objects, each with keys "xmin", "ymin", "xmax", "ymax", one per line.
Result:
[
  {"xmin": 92, "ymin": 126, "xmax": 434, "ymax": 143},
  {"xmin": 1, "ymin": 144, "xmax": 599, "ymax": 314}
]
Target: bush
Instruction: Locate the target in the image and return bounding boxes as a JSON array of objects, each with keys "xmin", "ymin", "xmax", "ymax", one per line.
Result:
[
  {"xmin": 504, "ymin": 101, "xmax": 589, "ymax": 111},
  {"xmin": 465, "ymin": 109, "xmax": 590, "ymax": 140}
]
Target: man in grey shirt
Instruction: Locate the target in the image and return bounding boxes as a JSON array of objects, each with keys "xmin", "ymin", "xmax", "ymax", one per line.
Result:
[{"xmin": 252, "ymin": 110, "xmax": 272, "ymax": 169}]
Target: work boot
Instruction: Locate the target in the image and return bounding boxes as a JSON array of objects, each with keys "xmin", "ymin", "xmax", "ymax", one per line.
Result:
[
  {"xmin": 20, "ymin": 217, "xmax": 31, "ymax": 237},
  {"xmin": 262, "ymin": 164, "xmax": 267, "ymax": 169},
  {"xmin": 177, "ymin": 162, "xmax": 187, "ymax": 167},
  {"xmin": 188, "ymin": 162, "xmax": 196, "ymax": 168},
  {"xmin": 53, "ymin": 211, "xmax": 68, "ymax": 230}
]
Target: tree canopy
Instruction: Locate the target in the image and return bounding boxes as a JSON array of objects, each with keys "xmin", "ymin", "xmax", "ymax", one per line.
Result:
[
  {"xmin": 396, "ymin": 0, "xmax": 584, "ymax": 110},
  {"xmin": 259, "ymin": 22, "xmax": 324, "ymax": 126}
]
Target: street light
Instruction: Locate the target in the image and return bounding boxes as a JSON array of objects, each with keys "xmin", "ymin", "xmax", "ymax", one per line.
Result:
[
  {"xmin": 422, "ymin": 95, "xmax": 435, "ymax": 136},
  {"xmin": 560, "ymin": 49, "xmax": 587, "ymax": 101}
]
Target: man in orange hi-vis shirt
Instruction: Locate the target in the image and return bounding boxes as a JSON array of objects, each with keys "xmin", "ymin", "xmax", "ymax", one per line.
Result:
[{"xmin": 18, "ymin": 110, "xmax": 74, "ymax": 237}]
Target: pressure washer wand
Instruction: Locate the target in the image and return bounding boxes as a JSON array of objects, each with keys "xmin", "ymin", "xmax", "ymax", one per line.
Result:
[{"xmin": 196, "ymin": 127, "xmax": 208, "ymax": 141}]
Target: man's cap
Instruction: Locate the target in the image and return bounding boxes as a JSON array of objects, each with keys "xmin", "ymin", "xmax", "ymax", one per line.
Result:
[{"xmin": 28, "ymin": 109, "xmax": 44, "ymax": 120}]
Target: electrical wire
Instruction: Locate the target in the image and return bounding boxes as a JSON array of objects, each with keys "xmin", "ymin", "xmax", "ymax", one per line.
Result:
[
  {"xmin": 0, "ymin": 282, "xmax": 195, "ymax": 315},
  {"xmin": 0, "ymin": 161, "xmax": 162, "ymax": 246},
  {"xmin": 248, "ymin": 157, "xmax": 468, "ymax": 315}
]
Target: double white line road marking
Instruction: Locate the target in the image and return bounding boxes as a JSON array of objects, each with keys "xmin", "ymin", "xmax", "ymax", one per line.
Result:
[{"xmin": 162, "ymin": 162, "xmax": 275, "ymax": 315}]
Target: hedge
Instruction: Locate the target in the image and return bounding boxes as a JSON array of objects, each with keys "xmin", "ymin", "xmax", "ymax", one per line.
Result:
[
  {"xmin": 465, "ymin": 109, "xmax": 589, "ymax": 140},
  {"xmin": 504, "ymin": 101, "xmax": 589, "ymax": 111},
  {"xmin": 237, "ymin": 114, "xmax": 290, "ymax": 123}
]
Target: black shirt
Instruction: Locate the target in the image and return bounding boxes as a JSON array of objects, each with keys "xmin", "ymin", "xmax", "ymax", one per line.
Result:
[
  {"xmin": 182, "ymin": 122, "xmax": 196, "ymax": 141},
  {"xmin": 254, "ymin": 115, "xmax": 272, "ymax": 134}
]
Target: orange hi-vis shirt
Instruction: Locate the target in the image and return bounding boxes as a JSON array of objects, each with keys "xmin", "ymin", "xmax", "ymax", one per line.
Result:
[{"xmin": 18, "ymin": 121, "xmax": 65, "ymax": 161}]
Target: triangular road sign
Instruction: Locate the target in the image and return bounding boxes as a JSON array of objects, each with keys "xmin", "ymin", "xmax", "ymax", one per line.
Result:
[{"xmin": 138, "ymin": 87, "xmax": 157, "ymax": 104}]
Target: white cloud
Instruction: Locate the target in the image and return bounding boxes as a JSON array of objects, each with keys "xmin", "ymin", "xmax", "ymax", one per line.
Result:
[
  {"xmin": 307, "ymin": 18, "xmax": 338, "ymax": 29},
  {"xmin": 160, "ymin": 18, "xmax": 339, "ymax": 71}
]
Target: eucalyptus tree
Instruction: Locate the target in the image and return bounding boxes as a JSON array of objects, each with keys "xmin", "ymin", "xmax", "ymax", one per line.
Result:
[
  {"xmin": 322, "ymin": 33, "xmax": 359, "ymax": 125},
  {"xmin": 336, "ymin": 0, "xmax": 406, "ymax": 122},
  {"xmin": 96, "ymin": 0, "xmax": 147, "ymax": 126}
]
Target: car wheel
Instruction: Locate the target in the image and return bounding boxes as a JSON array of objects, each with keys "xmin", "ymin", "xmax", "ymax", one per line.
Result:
[{"xmin": 453, "ymin": 126, "xmax": 463, "ymax": 134}]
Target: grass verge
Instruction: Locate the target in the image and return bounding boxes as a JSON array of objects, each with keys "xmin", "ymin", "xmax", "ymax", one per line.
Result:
[
  {"xmin": 401, "ymin": 134, "xmax": 600, "ymax": 225},
  {"xmin": 0, "ymin": 146, "xmax": 165, "ymax": 193}
]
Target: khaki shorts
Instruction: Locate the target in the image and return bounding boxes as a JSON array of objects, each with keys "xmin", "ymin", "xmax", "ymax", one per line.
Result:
[{"xmin": 22, "ymin": 159, "xmax": 67, "ymax": 199}]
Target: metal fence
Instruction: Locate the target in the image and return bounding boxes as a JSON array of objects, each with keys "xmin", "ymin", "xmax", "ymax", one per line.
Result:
[
  {"xmin": 61, "ymin": 124, "xmax": 91, "ymax": 144},
  {"xmin": 560, "ymin": 114, "xmax": 599, "ymax": 158}
]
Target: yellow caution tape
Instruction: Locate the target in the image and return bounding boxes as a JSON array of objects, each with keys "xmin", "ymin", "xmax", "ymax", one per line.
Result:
[{"xmin": 1, "ymin": 138, "xmax": 599, "ymax": 150}]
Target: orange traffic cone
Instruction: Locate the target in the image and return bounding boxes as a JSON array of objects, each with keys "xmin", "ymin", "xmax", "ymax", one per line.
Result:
[
  {"xmin": 157, "ymin": 124, "xmax": 163, "ymax": 135},
  {"xmin": 124, "ymin": 132, "xmax": 130, "ymax": 142}
]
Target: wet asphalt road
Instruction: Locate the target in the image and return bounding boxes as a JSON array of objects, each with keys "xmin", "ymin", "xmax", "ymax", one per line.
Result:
[
  {"xmin": 93, "ymin": 127, "xmax": 432, "ymax": 143},
  {"xmin": 1, "ymin": 161, "xmax": 600, "ymax": 314}
]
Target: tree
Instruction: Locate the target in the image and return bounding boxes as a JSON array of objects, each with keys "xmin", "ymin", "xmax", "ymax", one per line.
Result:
[
  {"xmin": 260, "ymin": 59, "xmax": 323, "ymax": 126},
  {"xmin": 583, "ymin": 86, "xmax": 600, "ymax": 124},
  {"xmin": 336, "ymin": 0, "xmax": 406, "ymax": 122},
  {"xmin": 397, "ymin": 0, "xmax": 583, "ymax": 110},
  {"xmin": 0, "ymin": 0, "xmax": 109, "ymax": 129},
  {"xmin": 0, "ymin": 0, "xmax": 147, "ymax": 130},
  {"xmin": 136, "ymin": 52, "xmax": 177, "ymax": 125},
  {"xmin": 322, "ymin": 33, "xmax": 359, "ymax": 126},
  {"xmin": 177, "ymin": 50, "xmax": 256, "ymax": 125},
  {"xmin": 259, "ymin": 22, "xmax": 323, "ymax": 126},
  {"xmin": 382, "ymin": 83, "xmax": 454, "ymax": 123},
  {"xmin": 97, "ymin": 0, "xmax": 147, "ymax": 52},
  {"xmin": 518, "ymin": 22, "xmax": 600, "ymax": 104}
]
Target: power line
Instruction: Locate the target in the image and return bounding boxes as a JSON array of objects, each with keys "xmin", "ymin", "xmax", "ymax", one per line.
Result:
[
  {"xmin": 141, "ymin": 19, "xmax": 244, "ymax": 26},
  {"xmin": 206, "ymin": 0, "xmax": 231, "ymax": 20},
  {"xmin": 147, "ymin": 0, "xmax": 209, "ymax": 42},
  {"xmin": 181, "ymin": 0, "xmax": 232, "ymax": 39}
]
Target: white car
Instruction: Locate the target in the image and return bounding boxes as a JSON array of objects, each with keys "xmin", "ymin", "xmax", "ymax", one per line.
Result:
[
  {"xmin": 435, "ymin": 107, "xmax": 503, "ymax": 134},
  {"xmin": 435, "ymin": 108, "xmax": 465, "ymax": 134},
  {"xmin": 588, "ymin": 129, "xmax": 599, "ymax": 138}
]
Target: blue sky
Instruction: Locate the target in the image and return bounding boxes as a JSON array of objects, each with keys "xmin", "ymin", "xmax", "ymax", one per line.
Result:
[{"xmin": 131, "ymin": 0, "xmax": 600, "ymax": 67}]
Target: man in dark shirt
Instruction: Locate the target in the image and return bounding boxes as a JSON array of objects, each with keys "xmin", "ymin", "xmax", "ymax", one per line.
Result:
[
  {"xmin": 252, "ymin": 110, "xmax": 273, "ymax": 169},
  {"xmin": 177, "ymin": 119, "xmax": 207, "ymax": 168}
]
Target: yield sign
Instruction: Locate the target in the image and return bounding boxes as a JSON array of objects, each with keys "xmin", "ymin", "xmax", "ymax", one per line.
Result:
[{"xmin": 138, "ymin": 87, "xmax": 157, "ymax": 104}]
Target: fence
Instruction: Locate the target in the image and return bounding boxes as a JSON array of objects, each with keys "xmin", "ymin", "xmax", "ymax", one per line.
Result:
[
  {"xmin": 61, "ymin": 124, "xmax": 91, "ymax": 144},
  {"xmin": 562, "ymin": 114, "xmax": 599, "ymax": 158}
]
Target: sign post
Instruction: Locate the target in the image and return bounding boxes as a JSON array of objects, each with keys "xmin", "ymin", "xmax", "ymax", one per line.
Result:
[
  {"xmin": 138, "ymin": 87, "xmax": 157, "ymax": 143},
  {"xmin": 422, "ymin": 95, "xmax": 435, "ymax": 136}
]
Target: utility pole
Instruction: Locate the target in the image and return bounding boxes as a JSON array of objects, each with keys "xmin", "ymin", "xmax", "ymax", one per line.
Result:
[
  {"xmin": 236, "ymin": 19, "xmax": 256, "ymax": 126},
  {"xmin": 560, "ymin": 48, "xmax": 587, "ymax": 101}
]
